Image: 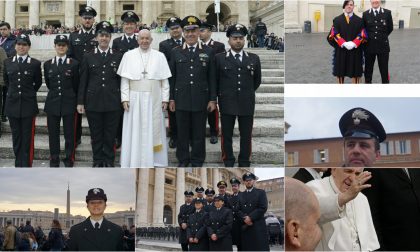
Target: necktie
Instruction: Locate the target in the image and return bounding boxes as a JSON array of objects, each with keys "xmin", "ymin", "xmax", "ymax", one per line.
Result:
[
  {"xmin": 189, "ymin": 47, "xmax": 195, "ymax": 53},
  {"xmin": 101, "ymin": 52, "xmax": 106, "ymax": 58},
  {"xmin": 235, "ymin": 53, "xmax": 241, "ymax": 64},
  {"xmin": 375, "ymin": 10, "xmax": 378, "ymax": 16},
  {"xmin": 94, "ymin": 222, "xmax": 100, "ymax": 230},
  {"xmin": 176, "ymin": 40, "xmax": 181, "ymax": 46},
  {"xmin": 58, "ymin": 58, "xmax": 63, "ymax": 66},
  {"xmin": 127, "ymin": 37, "xmax": 131, "ymax": 43},
  {"xmin": 18, "ymin": 57, "xmax": 23, "ymax": 64}
]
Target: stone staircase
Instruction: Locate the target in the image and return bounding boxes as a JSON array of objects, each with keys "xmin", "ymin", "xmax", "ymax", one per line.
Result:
[{"xmin": 0, "ymin": 48, "xmax": 284, "ymax": 167}]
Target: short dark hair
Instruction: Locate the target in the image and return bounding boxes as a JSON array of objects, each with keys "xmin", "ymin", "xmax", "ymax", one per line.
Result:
[
  {"xmin": 343, "ymin": 0, "xmax": 354, "ymax": 9},
  {"xmin": 0, "ymin": 22, "xmax": 11, "ymax": 30}
]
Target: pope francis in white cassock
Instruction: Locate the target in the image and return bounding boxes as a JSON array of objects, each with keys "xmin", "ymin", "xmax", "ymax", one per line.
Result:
[
  {"xmin": 306, "ymin": 168, "xmax": 380, "ymax": 251},
  {"xmin": 117, "ymin": 29, "xmax": 171, "ymax": 168}
]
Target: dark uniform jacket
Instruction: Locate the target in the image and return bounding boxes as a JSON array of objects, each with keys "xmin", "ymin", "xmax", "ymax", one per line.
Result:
[
  {"xmin": 237, "ymin": 187, "xmax": 269, "ymax": 251},
  {"xmin": 178, "ymin": 203, "xmax": 195, "ymax": 244},
  {"xmin": 78, "ymin": 48, "xmax": 123, "ymax": 112},
  {"xmin": 228, "ymin": 192, "xmax": 241, "ymax": 246},
  {"xmin": 187, "ymin": 209, "xmax": 209, "ymax": 251},
  {"xmin": 159, "ymin": 37, "xmax": 185, "ymax": 61},
  {"xmin": 362, "ymin": 8, "xmax": 393, "ymax": 54},
  {"xmin": 363, "ymin": 169, "xmax": 420, "ymax": 251},
  {"xmin": 215, "ymin": 50, "xmax": 261, "ymax": 116},
  {"xmin": 3, "ymin": 55, "xmax": 42, "ymax": 117},
  {"xmin": 66, "ymin": 217, "xmax": 124, "ymax": 251},
  {"xmin": 43, "ymin": 57, "xmax": 80, "ymax": 116},
  {"xmin": 206, "ymin": 207, "xmax": 233, "ymax": 251},
  {"xmin": 204, "ymin": 202, "xmax": 216, "ymax": 212},
  {"xmin": 68, "ymin": 29, "xmax": 98, "ymax": 62},
  {"xmin": 169, "ymin": 43, "xmax": 216, "ymax": 112},
  {"xmin": 203, "ymin": 39, "xmax": 226, "ymax": 55},
  {"xmin": 0, "ymin": 34, "xmax": 17, "ymax": 57},
  {"xmin": 255, "ymin": 21, "xmax": 267, "ymax": 36},
  {"xmin": 112, "ymin": 34, "xmax": 139, "ymax": 54}
]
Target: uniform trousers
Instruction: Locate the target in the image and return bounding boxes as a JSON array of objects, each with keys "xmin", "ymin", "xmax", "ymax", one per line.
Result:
[
  {"xmin": 168, "ymin": 110, "xmax": 178, "ymax": 140},
  {"xmin": 364, "ymin": 52, "xmax": 390, "ymax": 83},
  {"xmin": 86, "ymin": 110, "xmax": 121, "ymax": 166},
  {"xmin": 9, "ymin": 116, "xmax": 36, "ymax": 167},
  {"xmin": 221, "ymin": 114, "xmax": 253, "ymax": 167},
  {"xmin": 207, "ymin": 106, "xmax": 219, "ymax": 136},
  {"xmin": 176, "ymin": 110, "xmax": 207, "ymax": 166},
  {"xmin": 47, "ymin": 112, "xmax": 76, "ymax": 165}
]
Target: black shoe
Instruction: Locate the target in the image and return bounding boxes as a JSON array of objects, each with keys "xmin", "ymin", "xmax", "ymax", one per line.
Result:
[
  {"xmin": 1, "ymin": 116, "xmax": 7, "ymax": 122},
  {"xmin": 210, "ymin": 135, "xmax": 218, "ymax": 144},
  {"xmin": 169, "ymin": 138, "xmax": 177, "ymax": 148},
  {"xmin": 224, "ymin": 162, "xmax": 235, "ymax": 167},
  {"xmin": 104, "ymin": 162, "xmax": 114, "ymax": 167},
  {"xmin": 93, "ymin": 162, "xmax": 103, "ymax": 167},
  {"xmin": 191, "ymin": 163, "xmax": 203, "ymax": 167},
  {"xmin": 63, "ymin": 159, "xmax": 74, "ymax": 167},
  {"xmin": 50, "ymin": 159, "xmax": 60, "ymax": 167},
  {"xmin": 178, "ymin": 161, "xmax": 190, "ymax": 167}
]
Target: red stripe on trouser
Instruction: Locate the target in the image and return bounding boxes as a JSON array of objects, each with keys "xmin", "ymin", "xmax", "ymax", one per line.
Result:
[
  {"xmin": 214, "ymin": 106, "xmax": 219, "ymax": 134},
  {"xmin": 248, "ymin": 118, "xmax": 254, "ymax": 161},
  {"xmin": 388, "ymin": 72, "xmax": 390, "ymax": 81},
  {"xmin": 71, "ymin": 112, "xmax": 78, "ymax": 162},
  {"xmin": 29, "ymin": 117, "xmax": 36, "ymax": 167}
]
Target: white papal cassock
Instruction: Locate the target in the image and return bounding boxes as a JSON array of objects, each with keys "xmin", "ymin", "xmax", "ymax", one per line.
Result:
[
  {"xmin": 117, "ymin": 48, "xmax": 172, "ymax": 168},
  {"xmin": 306, "ymin": 176, "xmax": 380, "ymax": 251}
]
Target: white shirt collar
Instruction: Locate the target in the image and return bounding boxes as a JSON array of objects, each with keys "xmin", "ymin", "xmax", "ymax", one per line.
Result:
[
  {"xmin": 305, "ymin": 168, "xmax": 323, "ymax": 180},
  {"xmin": 187, "ymin": 43, "xmax": 198, "ymax": 51},
  {"xmin": 17, "ymin": 54, "xmax": 28, "ymax": 62},
  {"xmin": 202, "ymin": 39, "xmax": 211, "ymax": 46},
  {"xmin": 231, "ymin": 49, "xmax": 244, "ymax": 57},
  {"xmin": 90, "ymin": 217, "xmax": 103, "ymax": 228},
  {"xmin": 125, "ymin": 34, "xmax": 135, "ymax": 40},
  {"xmin": 98, "ymin": 47, "xmax": 110, "ymax": 54},
  {"xmin": 55, "ymin": 55, "xmax": 66, "ymax": 64},
  {"xmin": 344, "ymin": 12, "xmax": 353, "ymax": 17},
  {"xmin": 246, "ymin": 187, "xmax": 254, "ymax": 192}
]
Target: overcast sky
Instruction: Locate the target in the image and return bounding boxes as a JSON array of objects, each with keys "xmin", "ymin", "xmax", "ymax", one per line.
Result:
[
  {"xmin": 0, "ymin": 169, "xmax": 136, "ymax": 217},
  {"xmin": 285, "ymin": 97, "xmax": 420, "ymax": 141},
  {"xmin": 255, "ymin": 168, "xmax": 284, "ymax": 180}
]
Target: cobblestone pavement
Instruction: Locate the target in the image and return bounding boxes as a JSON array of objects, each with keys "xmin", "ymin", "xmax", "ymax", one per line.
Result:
[{"xmin": 285, "ymin": 29, "xmax": 420, "ymax": 84}]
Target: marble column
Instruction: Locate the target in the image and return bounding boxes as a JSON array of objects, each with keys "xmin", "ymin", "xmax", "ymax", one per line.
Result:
[
  {"xmin": 200, "ymin": 168, "xmax": 207, "ymax": 188},
  {"xmin": 175, "ymin": 168, "xmax": 185, "ymax": 219},
  {"xmin": 238, "ymin": 1, "xmax": 250, "ymax": 27},
  {"xmin": 136, "ymin": 169, "xmax": 149, "ymax": 227},
  {"xmin": 106, "ymin": 0, "xmax": 115, "ymax": 24},
  {"xmin": 64, "ymin": 0, "xmax": 75, "ymax": 28},
  {"xmin": 5, "ymin": 0, "xmax": 16, "ymax": 28},
  {"xmin": 90, "ymin": 0, "xmax": 101, "ymax": 21},
  {"xmin": 141, "ymin": 1, "xmax": 153, "ymax": 26},
  {"xmin": 152, "ymin": 168, "xmax": 165, "ymax": 227},
  {"xmin": 285, "ymin": 0, "xmax": 302, "ymax": 33},
  {"xmin": 212, "ymin": 169, "xmax": 220, "ymax": 189},
  {"xmin": 0, "ymin": 1, "xmax": 5, "ymax": 22},
  {"xmin": 29, "ymin": 0, "xmax": 40, "ymax": 28}
]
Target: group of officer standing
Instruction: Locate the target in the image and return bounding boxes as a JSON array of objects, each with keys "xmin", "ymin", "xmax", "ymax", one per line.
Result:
[
  {"xmin": 2, "ymin": 5, "xmax": 262, "ymax": 168},
  {"xmin": 177, "ymin": 172, "xmax": 270, "ymax": 251}
]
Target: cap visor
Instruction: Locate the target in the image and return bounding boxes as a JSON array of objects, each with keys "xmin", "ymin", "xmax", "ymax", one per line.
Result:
[{"xmin": 183, "ymin": 25, "xmax": 199, "ymax": 30}]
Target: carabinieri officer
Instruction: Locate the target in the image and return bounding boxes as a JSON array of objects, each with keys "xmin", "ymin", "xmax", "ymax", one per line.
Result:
[
  {"xmin": 44, "ymin": 35, "xmax": 80, "ymax": 167},
  {"xmin": 77, "ymin": 21, "xmax": 123, "ymax": 167},
  {"xmin": 215, "ymin": 24, "xmax": 261, "ymax": 167}
]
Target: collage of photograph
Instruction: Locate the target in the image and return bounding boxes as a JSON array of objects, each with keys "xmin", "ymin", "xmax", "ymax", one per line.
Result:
[{"xmin": 0, "ymin": 0, "xmax": 419, "ymax": 251}]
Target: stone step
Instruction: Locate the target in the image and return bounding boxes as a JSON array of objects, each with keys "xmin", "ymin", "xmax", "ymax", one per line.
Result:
[
  {"xmin": 261, "ymin": 62, "xmax": 284, "ymax": 69},
  {"xmin": 258, "ymin": 84, "xmax": 284, "ymax": 93},
  {"xmin": 0, "ymin": 134, "xmax": 284, "ymax": 165},
  {"xmin": 262, "ymin": 69, "xmax": 284, "ymax": 77},
  {"xmin": 256, "ymin": 93, "xmax": 283, "ymax": 104},
  {"xmin": 262, "ymin": 77, "xmax": 284, "ymax": 84},
  {"xmin": 2, "ymin": 116, "xmax": 284, "ymax": 137}
]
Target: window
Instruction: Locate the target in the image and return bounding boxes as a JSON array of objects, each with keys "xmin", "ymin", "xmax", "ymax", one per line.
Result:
[
  {"xmin": 20, "ymin": 6, "xmax": 29, "ymax": 12},
  {"xmin": 395, "ymin": 140, "xmax": 411, "ymax": 155},
  {"xmin": 380, "ymin": 141, "xmax": 394, "ymax": 156},
  {"xmin": 165, "ymin": 178, "xmax": 173, "ymax": 185},
  {"xmin": 123, "ymin": 4, "xmax": 134, "ymax": 11},
  {"xmin": 286, "ymin": 152, "xmax": 299, "ymax": 166},
  {"xmin": 313, "ymin": 149, "xmax": 329, "ymax": 164},
  {"xmin": 46, "ymin": 3, "xmax": 60, "ymax": 12}
]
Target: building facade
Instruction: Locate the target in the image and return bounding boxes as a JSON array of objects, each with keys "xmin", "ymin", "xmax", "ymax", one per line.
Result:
[
  {"xmin": 105, "ymin": 208, "xmax": 136, "ymax": 227},
  {"xmin": 286, "ymin": 131, "xmax": 420, "ymax": 167},
  {"xmin": 285, "ymin": 0, "xmax": 420, "ymax": 33},
  {"xmin": 255, "ymin": 177, "xmax": 284, "ymax": 218},
  {"xmin": 0, "ymin": 210, "xmax": 85, "ymax": 232},
  {"xmin": 135, "ymin": 168, "xmax": 253, "ymax": 227},
  {"xmin": 0, "ymin": 0, "xmax": 283, "ymax": 36}
]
